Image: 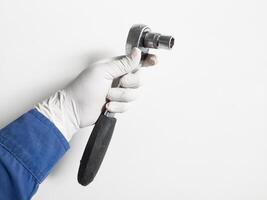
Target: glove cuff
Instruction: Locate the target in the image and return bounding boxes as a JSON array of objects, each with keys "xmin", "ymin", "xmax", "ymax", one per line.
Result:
[{"xmin": 35, "ymin": 90, "xmax": 80, "ymax": 141}]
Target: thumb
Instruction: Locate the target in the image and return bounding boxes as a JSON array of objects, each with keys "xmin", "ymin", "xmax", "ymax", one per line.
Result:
[{"xmin": 107, "ymin": 47, "xmax": 141, "ymax": 79}]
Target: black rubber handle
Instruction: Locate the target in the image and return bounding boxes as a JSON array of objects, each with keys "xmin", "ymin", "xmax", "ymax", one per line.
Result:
[{"xmin": 78, "ymin": 113, "xmax": 117, "ymax": 186}]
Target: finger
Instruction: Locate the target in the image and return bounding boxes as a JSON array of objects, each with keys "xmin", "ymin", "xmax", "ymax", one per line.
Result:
[
  {"xmin": 142, "ymin": 54, "xmax": 158, "ymax": 67},
  {"xmin": 107, "ymin": 88, "xmax": 138, "ymax": 102},
  {"xmin": 119, "ymin": 71, "xmax": 141, "ymax": 88},
  {"xmin": 107, "ymin": 47, "xmax": 141, "ymax": 79},
  {"xmin": 106, "ymin": 102, "xmax": 130, "ymax": 113}
]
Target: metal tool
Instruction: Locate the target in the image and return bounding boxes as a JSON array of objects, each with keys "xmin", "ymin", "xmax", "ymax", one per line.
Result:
[{"xmin": 78, "ymin": 24, "xmax": 175, "ymax": 186}]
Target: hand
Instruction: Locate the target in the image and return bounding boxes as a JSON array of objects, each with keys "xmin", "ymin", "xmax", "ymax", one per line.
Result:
[{"xmin": 36, "ymin": 48, "xmax": 157, "ymax": 140}]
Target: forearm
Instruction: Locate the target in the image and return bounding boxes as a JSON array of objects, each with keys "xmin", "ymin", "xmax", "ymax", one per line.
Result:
[{"xmin": 0, "ymin": 109, "xmax": 69, "ymax": 200}]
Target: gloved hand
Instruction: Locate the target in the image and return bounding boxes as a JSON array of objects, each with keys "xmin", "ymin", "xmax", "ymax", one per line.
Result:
[{"xmin": 36, "ymin": 48, "xmax": 157, "ymax": 141}]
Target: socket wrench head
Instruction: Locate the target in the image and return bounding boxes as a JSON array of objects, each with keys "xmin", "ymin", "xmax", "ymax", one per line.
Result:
[{"xmin": 126, "ymin": 24, "xmax": 174, "ymax": 56}]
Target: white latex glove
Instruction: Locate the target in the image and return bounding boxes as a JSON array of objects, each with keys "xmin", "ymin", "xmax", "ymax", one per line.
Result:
[{"xmin": 35, "ymin": 48, "xmax": 157, "ymax": 141}]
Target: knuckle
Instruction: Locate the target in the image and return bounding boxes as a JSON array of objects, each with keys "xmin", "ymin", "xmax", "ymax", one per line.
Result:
[{"xmin": 106, "ymin": 90, "xmax": 113, "ymax": 100}]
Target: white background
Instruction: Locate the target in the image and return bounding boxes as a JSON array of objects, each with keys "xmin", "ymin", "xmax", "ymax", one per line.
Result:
[{"xmin": 0, "ymin": 0, "xmax": 267, "ymax": 199}]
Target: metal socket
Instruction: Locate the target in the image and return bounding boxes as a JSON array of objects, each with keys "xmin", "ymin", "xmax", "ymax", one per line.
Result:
[{"xmin": 144, "ymin": 32, "xmax": 174, "ymax": 49}]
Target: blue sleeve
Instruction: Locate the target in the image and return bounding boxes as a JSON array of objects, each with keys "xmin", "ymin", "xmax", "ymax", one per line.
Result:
[{"xmin": 0, "ymin": 109, "xmax": 70, "ymax": 200}]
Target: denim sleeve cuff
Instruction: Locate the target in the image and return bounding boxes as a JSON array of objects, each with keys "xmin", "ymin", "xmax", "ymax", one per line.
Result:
[{"xmin": 0, "ymin": 109, "xmax": 70, "ymax": 183}]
